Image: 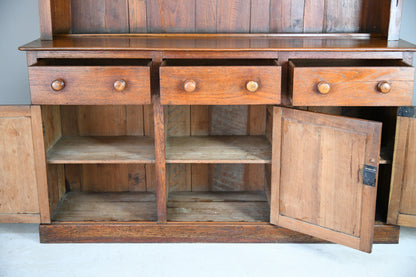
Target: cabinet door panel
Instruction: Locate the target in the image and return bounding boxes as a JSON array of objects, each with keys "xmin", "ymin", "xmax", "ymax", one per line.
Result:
[
  {"xmin": 0, "ymin": 106, "xmax": 46, "ymax": 223},
  {"xmin": 387, "ymin": 107, "xmax": 416, "ymax": 227},
  {"xmin": 271, "ymin": 107, "xmax": 381, "ymax": 252}
]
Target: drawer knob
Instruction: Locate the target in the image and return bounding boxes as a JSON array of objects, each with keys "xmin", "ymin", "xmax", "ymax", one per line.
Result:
[
  {"xmin": 184, "ymin": 80, "xmax": 196, "ymax": 92},
  {"xmin": 377, "ymin": 81, "xmax": 391, "ymax": 94},
  {"xmin": 317, "ymin": 81, "xmax": 331, "ymax": 94},
  {"xmin": 246, "ymin": 81, "xmax": 259, "ymax": 92},
  {"xmin": 114, "ymin": 79, "xmax": 127, "ymax": 92},
  {"xmin": 51, "ymin": 79, "xmax": 65, "ymax": 91}
]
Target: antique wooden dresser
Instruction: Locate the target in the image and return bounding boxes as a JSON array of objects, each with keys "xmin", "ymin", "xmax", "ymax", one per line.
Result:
[{"xmin": 1, "ymin": 0, "xmax": 416, "ymax": 253}]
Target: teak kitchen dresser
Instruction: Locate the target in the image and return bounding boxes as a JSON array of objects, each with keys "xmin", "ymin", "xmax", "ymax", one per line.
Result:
[{"xmin": 1, "ymin": 0, "xmax": 415, "ymax": 253}]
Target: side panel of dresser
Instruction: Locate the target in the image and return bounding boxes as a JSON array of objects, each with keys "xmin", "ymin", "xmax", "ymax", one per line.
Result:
[
  {"xmin": 387, "ymin": 107, "xmax": 416, "ymax": 227},
  {"xmin": 0, "ymin": 106, "xmax": 49, "ymax": 223}
]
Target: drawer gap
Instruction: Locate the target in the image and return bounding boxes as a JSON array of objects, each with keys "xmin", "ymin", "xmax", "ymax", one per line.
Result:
[
  {"xmin": 162, "ymin": 59, "xmax": 278, "ymax": 67},
  {"xmin": 290, "ymin": 59, "xmax": 411, "ymax": 67},
  {"xmin": 32, "ymin": 58, "xmax": 151, "ymax": 67}
]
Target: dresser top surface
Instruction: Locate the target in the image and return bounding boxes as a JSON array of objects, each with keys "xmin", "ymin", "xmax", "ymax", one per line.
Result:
[{"xmin": 20, "ymin": 34, "xmax": 416, "ymax": 52}]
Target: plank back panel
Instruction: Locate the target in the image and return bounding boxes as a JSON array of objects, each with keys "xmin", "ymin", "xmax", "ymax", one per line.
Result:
[
  {"xmin": 147, "ymin": 0, "xmax": 196, "ymax": 33},
  {"xmin": 166, "ymin": 105, "xmax": 266, "ymax": 193},
  {"xmin": 49, "ymin": 0, "xmax": 394, "ymax": 35},
  {"xmin": 60, "ymin": 105, "xmax": 153, "ymax": 193},
  {"xmin": 71, "ymin": 0, "xmax": 129, "ymax": 33}
]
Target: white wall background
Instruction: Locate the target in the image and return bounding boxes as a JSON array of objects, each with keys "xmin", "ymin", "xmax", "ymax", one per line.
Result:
[{"xmin": 0, "ymin": 0, "xmax": 415, "ymax": 104}]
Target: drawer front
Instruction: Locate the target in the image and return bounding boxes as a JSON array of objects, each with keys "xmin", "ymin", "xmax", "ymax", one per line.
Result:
[
  {"xmin": 28, "ymin": 66, "xmax": 151, "ymax": 105},
  {"xmin": 291, "ymin": 65, "xmax": 415, "ymax": 106},
  {"xmin": 160, "ymin": 66, "xmax": 281, "ymax": 105}
]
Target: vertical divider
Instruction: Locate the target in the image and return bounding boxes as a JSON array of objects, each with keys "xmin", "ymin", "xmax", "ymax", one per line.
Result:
[{"xmin": 152, "ymin": 52, "xmax": 167, "ymax": 223}]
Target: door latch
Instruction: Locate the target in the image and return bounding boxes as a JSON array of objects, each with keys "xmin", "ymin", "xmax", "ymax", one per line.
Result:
[{"xmin": 361, "ymin": 164, "xmax": 377, "ymax": 187}]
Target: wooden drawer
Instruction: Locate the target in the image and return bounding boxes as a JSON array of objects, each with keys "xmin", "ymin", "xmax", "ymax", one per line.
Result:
[
  {"xmin": 160, "ymin": 59, "xmax": 281, "ymax": 105},
  {"xmin": 28, "ymin": 59, "xmax": 151, "ymax": 105},
  {"xmin": 290, "ymin": 60, "xmax": 415, "ymax": 106}
]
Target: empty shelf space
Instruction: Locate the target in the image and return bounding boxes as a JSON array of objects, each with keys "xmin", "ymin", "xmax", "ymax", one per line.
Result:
[
  {"xmin": 47, "ymin": 136, "xmax": 155, "ymax": 164},
  {"xmin": 52, "ymin": 192, "xmax": 157, "ymax": 222},
  {"xmin": 167, "ymin": 191, "xmax": 269, "ymax": 222},
  {"xmin": 379, "ymin": 146, "xmax": 392, "ymax": 165},
  {"xmin": 166, "ymin": 136, "xmax": 272, "ymax": 164}
]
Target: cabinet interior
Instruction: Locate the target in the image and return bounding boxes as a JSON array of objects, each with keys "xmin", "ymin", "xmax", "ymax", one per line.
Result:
[
  {"xmin": 164, "ymin": 105, "xmax": 273, "ymax": 222},
  {"xmin": 41, "ymin": 103, "xmax": 398, "ymax": 224},
  {"xmin": 42, "ymin": 105, "xmax": 157, "ymax": 222}
]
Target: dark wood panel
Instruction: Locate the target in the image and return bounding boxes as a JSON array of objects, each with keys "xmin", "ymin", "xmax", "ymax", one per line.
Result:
[
  {"xmin": 325, "ymin": 0, "xmax": 362, "ymax": 33},
  {"xmin": 250, "ymin": 0, "xmax": 270, "ymax": 33},
  {"xmin": 216, "ymin": 0, "xmax": 250, "ymax": 33},
  {"xmin": 71, "ymin": 0, "xmax": 129, "ymax": 33},
  {"xmin": 39, "ymin": 222, "xmax": 400, "ymax": 243},
  {"xmin": 147, "ymin": 0, "xmax": 196, "ymax": 32},
  {"xmin": 270, "ymin": 0, "xmax": 305, "ymax": 32},
  {"xmin": 42, "ymin": 0, "xmax": 397, "ymax": 36},
  {"xmin": 129, "ymin": 0, "xmax": 147, "ymax": 33},
  {"xmin": 303, "ymin": 0, "xmax": 325, "ymax": 32},
  {"xmin": 195, "ymin": 0, "xmax": 217, "ymax": 32}
]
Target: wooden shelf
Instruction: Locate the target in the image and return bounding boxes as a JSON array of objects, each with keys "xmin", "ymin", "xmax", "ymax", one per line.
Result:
[
  {"xmin": 19, "ymin": 34, "xmax": 416, "ymax": 52},
  {"xmin": 167, "ymin": 191, "xmax": 269, "ymax": 222},
  {"xmin": 166, "ymin": 136, "xmax": 271, "ymax": 164},
  {"xmin": 47, "ymin": 136, "xmax": 155, "ymax": 164},
  {"xmin": 52, "ymin": 192, "xmax": 157, "ymax": 222}
]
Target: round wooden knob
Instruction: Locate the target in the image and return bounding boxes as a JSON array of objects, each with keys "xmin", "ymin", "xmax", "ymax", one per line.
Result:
[
  {"xmin": 246, "ymin": 81, "xmax": 259, "ymax": 92},
  {"xmin": 184, "ymin": 80, "xmax": 196, "ymax": 92},
  {"xmin": 51, "ymin": 79, "xmax": 65, "ymax": 91},
  {"xmin": 317, "ymin": 81, "xmax": 331, "ymax": 94},
  {"xmin": 114, "ymin": 79, "xmax": 126, "ymax": 92},
  {"xmin": 377, "ymin": 81, "xmax": 391, "ymax": 94}
]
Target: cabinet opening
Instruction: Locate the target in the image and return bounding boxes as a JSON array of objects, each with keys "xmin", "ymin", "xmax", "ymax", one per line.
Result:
[
  {"xmin": 164, "ymin": 105, "xmax": 273, "ymax": 222},
  {"xmin": 42, "ymin": 105, "xmax": 157, "ymax": 222},
  {"xmin": 32, "ymin": 58, "xmax": 151, "ymax": 67},
  {"xmin": 166, "ymin": 164, "xmax": 270, "ymax": 222},
  {"xmin": 290, "ymin": 59, "xmax": 411, "ymax": 68},
  {"xmin": 162, "ymin": 59, "xmax": 278, "ymax": 67}
]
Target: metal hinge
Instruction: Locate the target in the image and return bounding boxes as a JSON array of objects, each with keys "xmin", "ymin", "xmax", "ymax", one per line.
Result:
[{"xmin": 361, "ymin": 164, "xmax": 377, "ymax": 187}]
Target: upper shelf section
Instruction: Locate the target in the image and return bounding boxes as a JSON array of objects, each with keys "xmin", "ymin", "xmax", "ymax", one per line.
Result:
[
  {"xmin": 19, "ymin": 34, "xmax": 416, "ymax": 52},
  {"xmin": 39, "ymin": 0, "xmax": 403, "ymax": 40}
]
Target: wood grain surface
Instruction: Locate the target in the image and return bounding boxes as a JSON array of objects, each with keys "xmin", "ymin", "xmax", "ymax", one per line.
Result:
[
  {"xmin": 271, "ymin": 107, "xmax": 381, "ymax": 252},
  {"xmin": 20, "ymin": 35, "xmax": 416, "ymax": 52},
  {"xmin": 47, "ymin": 136, "xmax": 155, "ymax": 164},
  {"xmin": 41, "ymin": 0, "xmax": 396, "ymax": 38},
  {"xmin": 38, "ymin": 221, "xmax": 400, "ymax": 243},
  {"xmin": 166, "ymin": 136, "xmax": 271, "ymax": 163},
  {"xmin": 29, "ymin": 65, "xmax": 151, "ymax": 105},
  {"xmin": 387, "ymin": 112, "xmax": 416, "ymax": 227},
  {"xmin": 160, "ymin": 63, "xmax": 281, "ymax": 105},
  {"xmin": 290, "ymin": 61, "xmax": 414, "ymax": 106}
]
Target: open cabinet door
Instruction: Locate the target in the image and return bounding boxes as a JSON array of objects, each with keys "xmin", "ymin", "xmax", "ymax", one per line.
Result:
[
  {"xmin": 270, "ymin": 107, "xmax": 382, "ymax": 253},
  {"xmin": 387, "ymin": 107, "xmax": 416, "ymax": 228}
]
